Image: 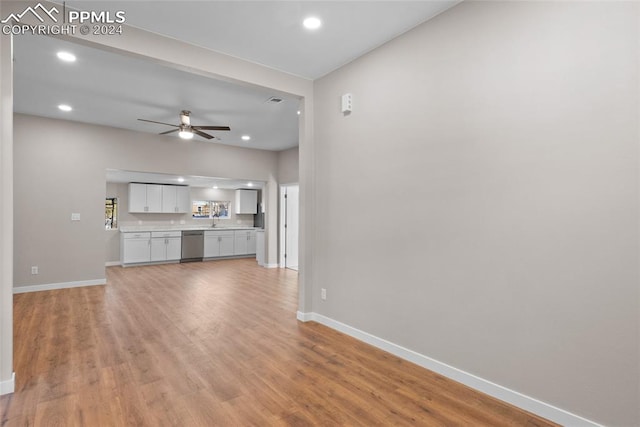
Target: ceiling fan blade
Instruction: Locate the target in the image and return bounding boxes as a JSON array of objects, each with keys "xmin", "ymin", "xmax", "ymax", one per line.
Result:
[
  {"xmin": 193, "ymin": 125, "xmax": 231, "ymax": 131},
  {"xmin": 159, "ymin": 129, "xmax": 179, "ymax": 135},
  {"xmin": 138, "ymin": 118, "xmax": 179, "ymax": 127},
  {"xmin": 192, "ymin": 129, "xmax": 214, "ymax": 140}
]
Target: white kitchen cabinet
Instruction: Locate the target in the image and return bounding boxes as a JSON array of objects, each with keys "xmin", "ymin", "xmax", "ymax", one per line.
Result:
[
  {"xmin": 176, "ymin": 186, "xmax": 191, "ymax": 213},
  {"xmin": 235, "ymin": 189, "xmax": 258, "ymax": 214},
  {"xmin": 121, "ymin": 232, "xmax": 151, "ymax": 264},
  {"xmin": 234, "ymin": 230, "xmax": 256, "ymax": 255},
  {"xmin": 204, "ymin": 230, "xmax": 235, "ymax": 258},
  {"xmin": 128, "ymin": 183, "xmax": 163, "ymax": 213},
  {"xmin": 128, "ymin": 183, "xmax": 147, "ymax": 213},
  {"xmin": 150, "ymin": 231, "xmax": 182, "ymax": 262},
  {"xmin": 162, "ymin": 185, "xmax": 191, "ymax": 213}
]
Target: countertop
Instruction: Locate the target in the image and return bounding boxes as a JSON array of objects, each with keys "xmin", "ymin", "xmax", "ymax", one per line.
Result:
[{"xmin": 120, "ymin": 225, "xmax": 263, "ymax": 233}]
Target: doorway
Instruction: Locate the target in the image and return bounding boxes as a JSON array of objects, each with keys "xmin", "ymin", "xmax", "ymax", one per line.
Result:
[{"xmin": 280, "ymin": 184, "xmax": 299, "ymax": 270}]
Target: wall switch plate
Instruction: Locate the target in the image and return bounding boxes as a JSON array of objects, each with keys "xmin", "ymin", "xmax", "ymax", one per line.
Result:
[
  {"xmin": 71, "ymin": 213, "xmax": 81, "ymax": 221},
  {"xmin": 321, "ymin": 288, "xmax": 327, "ymax": 300},
  {"xmin": 31, "ymin": 266, "xmax": 38, "ymax": 275}
]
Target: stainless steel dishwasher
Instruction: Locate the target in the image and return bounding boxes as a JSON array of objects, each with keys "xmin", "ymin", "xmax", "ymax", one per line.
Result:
[{"xmin": 181, "ymin": 230, "xmax": 204, "ymax": 262}]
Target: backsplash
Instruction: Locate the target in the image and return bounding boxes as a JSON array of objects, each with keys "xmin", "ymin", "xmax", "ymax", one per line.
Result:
[{"xmin": 118, "ymin": 215, "xmax": 255, "ymax": 229}]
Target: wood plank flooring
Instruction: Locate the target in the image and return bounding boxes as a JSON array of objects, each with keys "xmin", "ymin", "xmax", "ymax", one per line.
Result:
[{"xmin": 1, "ymin": 259, "xmax": 558, "ymax": 426}]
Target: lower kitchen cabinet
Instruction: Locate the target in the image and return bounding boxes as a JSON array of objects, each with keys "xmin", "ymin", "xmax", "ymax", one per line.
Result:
[
  {"xmin": 234, "ymin": 230, "xmax": 256, "ymax": 255},
  {"xmin": 121, "ymin": 232, "xmax": 151, "ymax": 264},
  {"xmin": 204, "ymin": 230, "xmax": 235, "ymax": 258},
  {"xmin": 122, "ymin": 228, "xmax": 257, "ymax": 266},
  {"xmin": 150, "ymin": 231, "xmax": 182, "ymax": 262}
]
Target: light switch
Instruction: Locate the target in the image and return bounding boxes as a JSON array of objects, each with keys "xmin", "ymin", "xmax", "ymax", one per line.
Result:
[{"xmin": 71, "ymin": 213, "xmax": 81, "ymax": 221}]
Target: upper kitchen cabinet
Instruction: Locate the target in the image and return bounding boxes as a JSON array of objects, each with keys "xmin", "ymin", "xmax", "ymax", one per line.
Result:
[
  {"xmin": 235, "ymin": 189, "xmax": 258, "ymax": 214},
  {"xmin": 162, "ymin": 185, "xmax": 191, "ymax": 213},
  {"xmin": 129, "ymin": 183, "xmax": 163, "ymax": 213}
]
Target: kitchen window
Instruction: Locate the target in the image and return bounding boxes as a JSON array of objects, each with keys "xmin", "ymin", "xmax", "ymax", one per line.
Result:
[
  {"xmin": 192, "ymin": 200, "xmax": 230, "ymax": 219},
  {"xmin": 105, "ymin": 197, "xmax": 118, "ymax": 229}
]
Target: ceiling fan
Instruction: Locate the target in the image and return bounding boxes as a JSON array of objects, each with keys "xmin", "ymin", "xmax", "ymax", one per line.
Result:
[{"xmin": 138, "ymin": 110, "xmax": 231, "ymax": 140}]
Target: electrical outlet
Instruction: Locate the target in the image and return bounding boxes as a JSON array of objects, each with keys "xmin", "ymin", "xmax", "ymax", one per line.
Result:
[
  {"xmin": 321, "ymin": 288, "xmax": 327, "ymax": 300},
  {"xmin": 31, "ymin": 266, "xmax": 38, "ymax": 275}
]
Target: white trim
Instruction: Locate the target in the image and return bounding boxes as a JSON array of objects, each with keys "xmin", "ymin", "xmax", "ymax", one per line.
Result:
[
  {"xmin": 279, "ymin": 185, "xmax": 287, "ymax": 268},
  {"xmin": 105, "ymin": 261, "xmax": 120, "ymax": 267},
  {"xmin": 13, "ymin": 278, "xmax": 106, "ymax": 294},
  {"xmin": 263, "ymin": 263, "xmax": 279, "ymax": 268},
  {"xmin": 296, "ymin": 311, "xmax": 315, "ymax": 322},
  {"xmin": 0, "ymin": 372, "xmax": 15, "ymax": 395},
  {"xmin": 298, "ymin": 312, "xmax": 602, "ymax": 427}
]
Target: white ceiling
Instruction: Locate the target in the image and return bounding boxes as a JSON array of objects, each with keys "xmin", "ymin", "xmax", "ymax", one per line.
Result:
[
  {"xmin": 64, "ymin": 1, "xmax": 460, "ymax": 80},
  {"xmin": 13, "ymin": 33, "xmax": 301, "ymax": 151},
  {"xmin": 13, "ymin": 0, "xmax": 460, "ymax": 185}
]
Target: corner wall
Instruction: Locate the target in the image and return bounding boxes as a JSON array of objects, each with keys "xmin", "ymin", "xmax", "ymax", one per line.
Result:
[
  {"xmin": 0, "ymin": 11, "xmax": 14, "ymax": 394},
  {"xmin": 312, "ymin": 2, "xmax": 639, "ymax": 425}
]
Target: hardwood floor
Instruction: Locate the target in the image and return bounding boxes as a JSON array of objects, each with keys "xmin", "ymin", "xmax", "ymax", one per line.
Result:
[{"xmin": 2, "ymin": 259, "xmax": 557, "ymax": 426}]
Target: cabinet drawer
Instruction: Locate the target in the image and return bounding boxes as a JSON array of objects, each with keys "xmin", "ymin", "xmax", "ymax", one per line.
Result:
[
  {"xmin": 122, "ymin": 232, "xmax": 150, "ymax": 239},
  {"xmin": 151, "ymin": 231, "xmax": 182, "ymax": 238},
  {"xmin": 205, "ymin": 230, "xmax": 235, "ymax": 238}
]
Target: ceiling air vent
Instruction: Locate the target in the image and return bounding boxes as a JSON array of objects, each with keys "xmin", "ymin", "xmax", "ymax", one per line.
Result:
[{"xmin": 266, "ymin": 96, "xmax": 284, "ymax": 104}]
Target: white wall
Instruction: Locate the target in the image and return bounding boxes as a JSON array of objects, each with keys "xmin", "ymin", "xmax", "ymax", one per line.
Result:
[
  {"xmin": 14, "ymin": 114, "xmax": 279, "ymax": 287},
  {"xmin": 278, "ymin": 146, "xmax": 299, "ymax": 184},
  {"xmin": 313, "ymin": 2, "xmax": 638, "ymax": 426}
]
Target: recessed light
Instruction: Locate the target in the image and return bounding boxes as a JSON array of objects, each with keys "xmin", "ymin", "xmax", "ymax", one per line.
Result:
[
  {"xmin": 58, "ymin": 104, "xmax": 72, "ymax": 112},
  {"xmin": 213, "ymin": 185, "xmax": 218, "ymax": 189},
  {"xmin": 177, "ymin": 177, "xmax": 185, "ymax": 183},
  {"xmin": 247, "ymin": 182, "xmax": 254, "ymax": 187},
  {"xmin": 56, "ymin": 51, "xmax": 76, "ymax": 62},
  {"xmin": 303, "ymin": 16, "xmax": 322, "ymax": 30},
  {"xmin": 241, "ymin": 135, "xmax": 251, "ymax": 141},
  {"xmin": 297, "ymin": 110, "xmax": 301, "ymax": 115}
]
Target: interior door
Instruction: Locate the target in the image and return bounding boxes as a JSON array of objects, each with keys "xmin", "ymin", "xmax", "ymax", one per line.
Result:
[{"xmin": 285, "ymin": 185, "xmax": 299, "ymax": 271}]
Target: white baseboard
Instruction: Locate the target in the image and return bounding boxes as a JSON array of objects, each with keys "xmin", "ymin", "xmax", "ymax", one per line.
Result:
[
  {"xmin": 13, "ymin": 278, "xmax": 106, "ymax": 294},
  {"xmin": 263, "ymin": 263, "xmax": 279, "ymax": 268},
  {"xmin": 105, "ymin": 261, "xmax": 120, "ymax": 267},
  {"xmin": 0, "ymin": 372, "xmax": 15, "ymax": 395},
  {"xmin": 297, "ymin": 312, "xmax": 601, "ymax": 427},
  {"xmin": 297, "ymin": 311, "xmax": 314, "ymax": 322}
]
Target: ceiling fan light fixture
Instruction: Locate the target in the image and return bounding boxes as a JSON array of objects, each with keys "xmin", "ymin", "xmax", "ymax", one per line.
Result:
[{"xmin": 178, "ymin": 125, "xmax": 194, "ymax": 140}]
